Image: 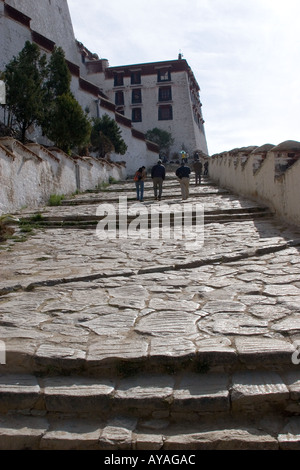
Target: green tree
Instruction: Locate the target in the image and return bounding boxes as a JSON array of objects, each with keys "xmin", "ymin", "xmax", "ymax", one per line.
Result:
[
  {"xmin": 42, "ymin": 46, "xmax": 91, "ymax": 153},
  {"xmin": 145, "ymin": 127, "xmax": 174, "ymax": 156},
  {"xmin": 91, "ymin": 114, "xmax": 127, "ymax": 158},
  {"xmin": 46, "ymin": 93, "xmax": 91, "ymax": 153},
  {"xmin": 4, "ymin": 41, "xmax": 47, "ymax": 143},
  {"xmin": 46, "ymin": 46, "xmax": 71, "ymax": 99}
]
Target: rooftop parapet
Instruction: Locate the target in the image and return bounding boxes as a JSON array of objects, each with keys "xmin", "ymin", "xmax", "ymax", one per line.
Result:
[
  {"xmin": 251, "ymin": 144, "xmax": 275, "ymax": 174},
  {"xmin": 270, "ymin": 140, "xmax": 300, "ymax": 176}
]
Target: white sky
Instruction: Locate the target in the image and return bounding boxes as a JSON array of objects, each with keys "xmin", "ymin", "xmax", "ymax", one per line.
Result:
[{"xmin": 68, "ymin": 0, "xmax": 300, "ymax": 155}]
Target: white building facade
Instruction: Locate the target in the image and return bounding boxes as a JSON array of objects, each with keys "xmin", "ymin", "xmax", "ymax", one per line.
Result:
[{"xmin": 103, "ymin": 58, "xmax": 209, "ymax": 158}]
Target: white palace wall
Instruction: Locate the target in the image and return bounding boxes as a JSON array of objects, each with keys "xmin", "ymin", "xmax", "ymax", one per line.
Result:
[
  {"xmin": 209, "ymin": 141, "xmax": 300, "ymax": 227},
  {"xmin": 4, "ymin": 0, "xmax": 79, "ymax": 64}
]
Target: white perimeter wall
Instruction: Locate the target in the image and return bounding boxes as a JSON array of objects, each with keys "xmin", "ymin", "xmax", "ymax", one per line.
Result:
[
  {"xmin": 209, "ymin": 144, "xmax": 300, "ymax": 227},
  {"xmin": 0, "ymin": 137, "xmax": 126, "ymax": 215}
]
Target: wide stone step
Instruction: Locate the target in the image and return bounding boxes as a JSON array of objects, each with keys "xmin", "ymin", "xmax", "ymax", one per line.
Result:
[
  {"xmin": 59, "ymin": 177, "xmax": 227, "ymax": 205},
  {"xmin": 1, "ymin": 369, "xmax": 299, "ymax": 420},
  {"xmin": 3, "ymin": 338, "xmax": 297, "ymax": 380},
  {"xmin": 0, "ymin": 411, "xmax": 300, "ymax": 450},
  {"xmin": 87, "ymin": 181, "xmax": 217, "ymax": 193},
  {"xmin": 18, "ymin": 206, "xmax": 273, "ymax": 229},
  {"xmin": 60, "ymin": 190, "xmax": 229, "ymax": 205}
]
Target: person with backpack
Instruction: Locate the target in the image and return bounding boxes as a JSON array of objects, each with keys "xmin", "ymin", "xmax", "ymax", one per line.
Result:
[{"xmin": 134, "ymin": 166, "xmax": 146, "ymax": 202}]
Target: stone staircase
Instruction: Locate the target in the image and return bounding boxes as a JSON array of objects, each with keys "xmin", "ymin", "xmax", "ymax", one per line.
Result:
[
  {"xmin": 1, "ymin": 172, "xmax": 300, "ymax": 450},
  {"xmin": 18, "ymin": 177, "xmax": 273, "ymax": 229},
  {"xmin": 1, "ymin": 362, "xmax": 300, "ymax": 449}
]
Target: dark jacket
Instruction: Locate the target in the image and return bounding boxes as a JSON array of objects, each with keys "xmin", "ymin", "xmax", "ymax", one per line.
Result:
[
  {"xmin": 151, "ymin": 164, "xmax": 165, "ymax": 180},
  {"xmin": 176, "ymin": 165, "xmax": 191, "ymax": 179}
]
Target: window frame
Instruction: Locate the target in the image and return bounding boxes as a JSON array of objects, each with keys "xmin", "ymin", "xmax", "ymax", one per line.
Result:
[
  {"xmin": 132, "ymin": 88, "xmax": 142, "ymax": 104},
  {"xmin": 159, "ymin": 86, "xmax": 172, "ymax": 102},
  {"xmin": 115, "ymin": 90, "xmax": 124, "ymax": 106},
  {"xmin": 114, "ymin": 73, "xmax": 124, "ymax": 87},
  {"xmin": 131, "ymin": 71, "xmax": 141, "ymax": 85},
  {"xmin": 132, "ymin": 107, "xmax": 142, "ymax": 122},
  {"xmin": 157, "ymin": 69, "xmax": 171, "ymax": 82},
  {"xmin": 158, "ymin": 105, "xmax": 173, "ymax": 121}
]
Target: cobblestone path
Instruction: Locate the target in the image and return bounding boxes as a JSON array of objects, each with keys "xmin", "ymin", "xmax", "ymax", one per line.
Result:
[{"xmin": 1, "ymin": 172, "xmax": 300, "ymax": 449}]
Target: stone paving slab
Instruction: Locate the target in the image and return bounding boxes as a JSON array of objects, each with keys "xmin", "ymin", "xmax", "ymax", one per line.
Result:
[
  {"xmin": 0, "ymin": 415, "xmax": 49, "ymax": 450},
  {"xmin": 231, "ymin": 371, "xmax": 290, "ymax": 410}
]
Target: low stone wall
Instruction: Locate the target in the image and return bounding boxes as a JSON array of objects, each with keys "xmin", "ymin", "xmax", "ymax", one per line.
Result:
[
  {"xmin": 0, "ymin": 137, "xmax": 126, "ymax": 215},
  {"xmin": 209, "ymin": 140, "xmax": 300, "ymax": 227}
]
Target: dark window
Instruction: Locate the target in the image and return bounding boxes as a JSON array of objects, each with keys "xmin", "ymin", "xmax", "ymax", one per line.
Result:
[
  {"xmin": 114, "ymin": 73, "xmax": 124, "ymax": 87},
  {"xmin": 115, "ymin": 91, "xmax": 124, "ymax": 106},
  {"xmin": 159, "ymin": 86, "xmax": 172, "ymax": 102},
  {"xmin": 158, "ymin": 69, "xmax": 171, "ymax": 82},
  {"xmin": 132, "ymin": 108, "xmax": 142, "ymax": 122},
  {"xmin": 132, "ymin": 89, "xmax": 142, "ymax": 104},
  {"xmin": 158, "ymin": 105, "xmax": 173, "ymax": 121},
  {"xmin": 131, "ymin": 71, "xmax": 141, "ymax": 85}
]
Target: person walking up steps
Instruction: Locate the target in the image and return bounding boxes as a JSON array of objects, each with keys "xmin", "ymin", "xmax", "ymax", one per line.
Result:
[
  {"xmin": 134, "ymin": 166, "xmax": 146, "ymax": 202},
  {"xmin": 193, "ymin": 158, "xmax": 203, "ymax": 186},
  {"xmin": 151, "ymin": 160, "xmax": 165, "ymax": 201},
  {"xmin": 176, "ymin": 161, "xmax": 191, "ymax": 200}
]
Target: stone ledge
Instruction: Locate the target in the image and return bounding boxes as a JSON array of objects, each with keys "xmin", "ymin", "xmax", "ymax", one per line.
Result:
[
  {"xmin": 0, "ymin": 412, "xmax": 297, "ymax": 450},
  {"xmin": 0, "ymin": 369, "xmax": 300, "ymax": 419},
  {"xmin": 1, "ymin": 335, "xmax": 298, "ymax": 377}
]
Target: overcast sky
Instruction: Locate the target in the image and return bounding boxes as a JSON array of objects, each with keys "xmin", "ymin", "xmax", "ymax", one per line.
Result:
[{"xmin": 68, "ymin": 0, "xmax": 300, "ymax": 155}]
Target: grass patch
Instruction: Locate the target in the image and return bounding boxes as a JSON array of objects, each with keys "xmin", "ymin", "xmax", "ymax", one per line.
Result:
[
  {"xmin": 97, "ymin": 182, "xmax": 110, "ymax": 191},
  {"xmin": 48, "ymin": 194, "xmax": 65, "ymax": 206},
  {"xmin": 18, "ymin": 213, "xmax": 45, "ymax": 233},
  {"xmin": 19, "ymin": 224, "xmax": 33, "ymax": 233},
  {"xmin": 10, "ymin": 235, "xmax": 27, "ymax": 243},
  {"xmin": 29, "ymin": 213, "xmax": 44, "ymax": 222},
  {"xmin": 109, "ymin": 176, "xmax": 119, "ymax": 184}
]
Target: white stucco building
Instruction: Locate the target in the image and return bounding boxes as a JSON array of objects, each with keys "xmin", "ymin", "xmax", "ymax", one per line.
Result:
[{"xmin": 103, "ymin": 56, "xmax": 209, "ymax": 158}]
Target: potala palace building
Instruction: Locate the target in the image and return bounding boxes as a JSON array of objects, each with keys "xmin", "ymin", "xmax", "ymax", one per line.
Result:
[{"xmin": 0, "ymin": 0, "xmax": 209, "ymax": 174}]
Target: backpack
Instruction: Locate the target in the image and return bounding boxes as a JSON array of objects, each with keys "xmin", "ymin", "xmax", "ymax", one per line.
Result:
[{"xmin": 134, "ymin": 170, "xmax": 142, "ymax": 182}]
